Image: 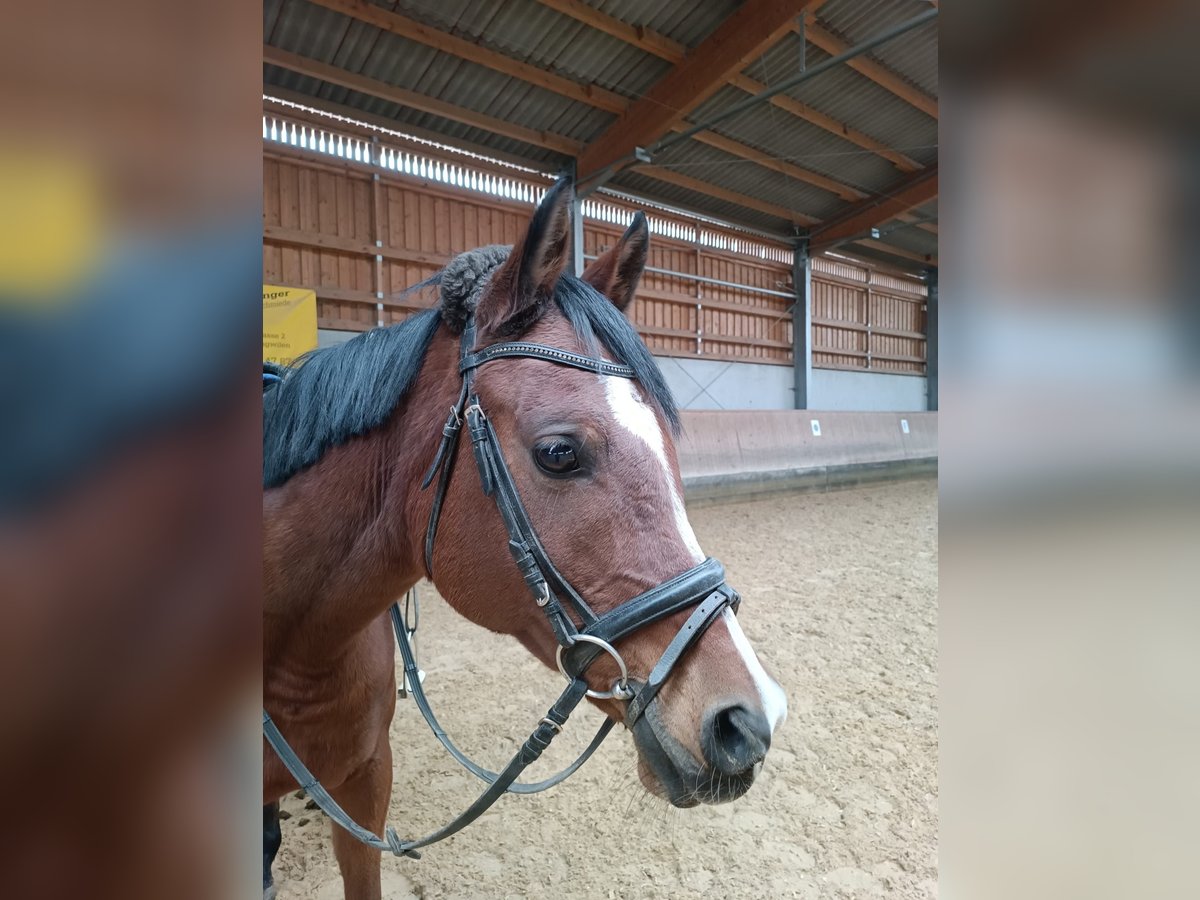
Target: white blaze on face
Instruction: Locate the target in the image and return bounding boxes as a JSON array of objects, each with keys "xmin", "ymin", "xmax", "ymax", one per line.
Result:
[
  {"xmin": 720, "ymin": 608, "xmax": 788, "ymax": 733},
  {"xmin": 602, "ymin": 376, "xmax": 704, "ymax": 564},
  {"xmin": 603, "ymin": 375, "xmax": 788, "ymax": 736}
]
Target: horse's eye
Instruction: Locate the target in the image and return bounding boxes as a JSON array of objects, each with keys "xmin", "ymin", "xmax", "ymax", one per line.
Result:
[{"xmin": 533, "ymin": 438, "xmax": 579, "ymax": 476}]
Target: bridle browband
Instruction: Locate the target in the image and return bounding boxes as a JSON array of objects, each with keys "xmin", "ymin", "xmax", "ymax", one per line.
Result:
[{"xmin": 264, "ymin": 312, "xmax": 741, "ymax": 859}]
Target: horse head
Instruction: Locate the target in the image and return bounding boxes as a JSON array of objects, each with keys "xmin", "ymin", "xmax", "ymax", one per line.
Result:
[{"xmin": 427, "ymin": 178, "xmax": 786, "ymax": 807}]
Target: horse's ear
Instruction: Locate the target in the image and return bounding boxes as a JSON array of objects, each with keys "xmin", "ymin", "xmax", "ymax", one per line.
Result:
[
  {"xmin": 476, "ymin": 177, "xmax": 574, "ymax": 336},
  {"xmin": 582, "ymin": 211, "xmax": 649, "ymax": 314}
]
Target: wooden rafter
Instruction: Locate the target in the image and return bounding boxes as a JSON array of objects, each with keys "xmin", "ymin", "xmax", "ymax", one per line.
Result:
[
  {"xmin": 798, "ymin": 21, "xmax": 938, "ymax": 119},
  {"xmin": 536, "ymin": 0, "xmax": 687, "ymax": 60},
  {"xmin": 849, "ymin": 238, "xmax": 935, "ymax": 265},
  {"xmin": 537, "ymin": 0, "xmax": 921, "ymax": 172},
  {"xmin": 306, "ymin": 0, "xmax": 628, "ymax": 115},
  {"xmin": 637, "ymin": 166, "xmax": 818, "ymax": 226},
  {"xmin": 263, "ymin": 45, "xmax": 583, "ymax": 156},
  {"xmin": 575, "ymin": 0, "xmax": 822, "ymax": 182},
  {"xmin": 894, "ymin": 211, "xmax": 938, "ymax": 235},
  {"xmin": 809, "ymin": 167, "xmax": 938, "ymax": 247},
  {"xmin": 684, "ymin": 129, "xmax": 866, "ymax": 201},
  {"xmin": 726, "ymin": 73, "xmax": 920, "ymax": 172}
]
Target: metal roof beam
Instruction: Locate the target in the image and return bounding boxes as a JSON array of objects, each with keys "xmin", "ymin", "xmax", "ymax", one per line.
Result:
[
  {"xmin": 263, "ymin": 45, "xmax": 583, "ymax": 157},
  {"xmin": 575, "ymin": 0, "xmax": 822, "ymax": 187}
]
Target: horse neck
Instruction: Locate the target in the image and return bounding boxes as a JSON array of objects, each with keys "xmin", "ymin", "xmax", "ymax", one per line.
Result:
[{"xmin": 264, "ymin": 325, "xmax": 462, "ymax": 664}]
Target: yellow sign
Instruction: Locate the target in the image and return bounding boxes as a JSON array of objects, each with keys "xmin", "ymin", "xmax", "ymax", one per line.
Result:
[{"xmin": 263, "ymin": 285, "xmax": 318, "ymax": 366}]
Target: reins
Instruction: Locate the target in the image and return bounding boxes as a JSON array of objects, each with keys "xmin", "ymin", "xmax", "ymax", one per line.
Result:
[{"xmin": 263, "ymin": 311, "xmax": 740, "ymax": 859}]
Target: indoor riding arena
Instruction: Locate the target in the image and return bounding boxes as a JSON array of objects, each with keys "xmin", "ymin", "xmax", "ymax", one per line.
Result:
[{"xmin": 263, "ymin": 1, "xmax": 938, "ymax": 898}]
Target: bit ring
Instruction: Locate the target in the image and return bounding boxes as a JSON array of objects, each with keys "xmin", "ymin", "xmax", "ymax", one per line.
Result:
[{"xmin": 557, "ymin": 634, "xmax": 633, "ymax": 700}]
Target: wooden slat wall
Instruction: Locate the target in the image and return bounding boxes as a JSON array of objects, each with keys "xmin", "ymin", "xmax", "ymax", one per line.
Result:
[
  {"xmin": 262, "ymin": 107, "xmax": 797, "ymax": 366},
  {"xmin": 581, "ymin": 223, "xmax": 794, "ymax": 363},
  {"xmin": 811, "ymin": 256, "xmax": 927, "ymax": 375},
  {"xmin": 263, "ymin": 154, "xmax": 378, "ymax": 331},
  {"xmin": 263, "ymin": 107, "xmax": 927, "ymax": 375}
]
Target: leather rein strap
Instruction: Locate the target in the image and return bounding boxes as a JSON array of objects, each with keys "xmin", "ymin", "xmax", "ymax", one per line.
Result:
[{"xmin": 264, "ymin": 313, "xmax": 739, "ymax": 859}]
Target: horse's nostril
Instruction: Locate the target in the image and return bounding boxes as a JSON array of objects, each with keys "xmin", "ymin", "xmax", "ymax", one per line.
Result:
[{"xmin": 702, "ymin": 703, "xmax": 772, "ymax": 776}]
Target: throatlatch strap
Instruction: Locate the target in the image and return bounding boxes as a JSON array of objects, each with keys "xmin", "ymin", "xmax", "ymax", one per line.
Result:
[{"xmin": 422, "ymin": 321, "xmax": 478, "ymax": 578}]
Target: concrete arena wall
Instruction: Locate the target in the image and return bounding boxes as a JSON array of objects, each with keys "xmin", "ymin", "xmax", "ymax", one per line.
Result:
[
  {"xmin": 677, "ymin": 410, "xmax": 937, "ymax": 503},
  {"xmin": 318, "ymin": 328, "xmax": 355, "ymax": 349},
  {"xmin": 811, "ymin": 368, "xmax": 927, "ymax": 411},
  {"xmin": 655, "ymin": 355, "xmax": 928, "ymax": 412},
  {"xmin": 655, "ymin": 355, "xmax": 794, "ymax": 410}
]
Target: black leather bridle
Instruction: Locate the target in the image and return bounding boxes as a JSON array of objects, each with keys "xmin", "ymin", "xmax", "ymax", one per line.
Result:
[{"xmin": 263, "ymin": 312, "xmax": 741, "ymax": 859}]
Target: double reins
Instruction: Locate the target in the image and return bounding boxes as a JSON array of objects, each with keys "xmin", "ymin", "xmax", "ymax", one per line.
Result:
[{"xmin": 264, "ymin": 312, "xmax": 740, "ymax": 859}]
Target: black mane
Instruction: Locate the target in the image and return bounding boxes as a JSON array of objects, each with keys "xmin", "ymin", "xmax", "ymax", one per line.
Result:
[{"xmin": 263, "ymin": 275, "xmax": 678, "ymax": 489}]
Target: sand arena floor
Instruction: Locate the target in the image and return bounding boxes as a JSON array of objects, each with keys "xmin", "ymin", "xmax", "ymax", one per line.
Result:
[{"xmin": 272, "ymin": 479, "xmax": 938, "ymax": 899}]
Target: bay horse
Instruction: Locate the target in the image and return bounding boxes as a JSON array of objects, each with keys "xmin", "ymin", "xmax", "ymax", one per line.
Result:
[{"xmin": 263, "ymin": 178, "xmax": 787, "ymax": 900}]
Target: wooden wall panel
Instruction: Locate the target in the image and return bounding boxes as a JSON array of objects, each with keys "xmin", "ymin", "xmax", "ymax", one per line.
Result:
[
  {"xmin": 810, "ymin": 256, "xmax": 926, "ymax": 374},
  {"xmin": 581, "ymin": 214, "xmax": 793, "ymax": 365},
  {"xmin": 263, "ymin": 109, "xmax": 919, "ymax": 375}
]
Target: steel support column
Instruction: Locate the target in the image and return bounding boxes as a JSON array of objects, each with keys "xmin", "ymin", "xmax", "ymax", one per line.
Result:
[
  {"xmin": 925, "ymin": 267, "xmax": 938, "ymax": 411},
  {"xmin": 571, "ymin": 196, "xmax": 584, "ymax": 276},
  {"xmin": 793, "ymin": 241, "xmax": 812, "ymax": 409},
  {"xmin": 569, "ymin": 162, "xmax": 585, "ymax": 276}
]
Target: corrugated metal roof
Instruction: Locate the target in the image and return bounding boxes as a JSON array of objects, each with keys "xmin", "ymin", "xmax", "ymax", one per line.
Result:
[
  {"xmin": 817, "ymin": 0, "xmax": 938, "ymax": 96},
  {"xmin": 689, "ymin": 83, "xmax": 900, "ymax": 193},
  {"xmin": 592, "ymin": 0, "xmax": 742, "ymax": 49},
  {"xmin": 881, "ymin": 221, "xmax": 937, "ymax": 255},
  {"xmin": 263, "ymin": 0, "xmax": 939, "ymax": 265},
  {"xmin": 649, "ymin": 139, "xmax": 847, "ymax": 221},
  {"xmin": 390, "ymin": 0, "xmax": 675, "ymax": 100},
  {"xmin": 611, "ymin": 169, "xmax": 791, "ymax": 236},
  {"xmin": 912, "ymin": 200, "xmax": 938, "ymax": 219},
  {"xmin": 754, "ymin": 36, "xmax": 937, "ymax": 169},
  {"xmin": 268, "ymin": 2, "xmax": 615, "ymax": 141}
]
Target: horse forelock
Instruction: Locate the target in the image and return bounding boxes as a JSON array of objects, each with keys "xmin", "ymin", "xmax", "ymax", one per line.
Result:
[{"xmin": 436, "ymin": 244, "xmax": 511, "ymax": 334}]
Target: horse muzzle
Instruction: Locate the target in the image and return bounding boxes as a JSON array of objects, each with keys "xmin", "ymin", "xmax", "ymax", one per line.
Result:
[{"xmin": 630, "ymin": 698, "xmax": 769, "ymax": 807}]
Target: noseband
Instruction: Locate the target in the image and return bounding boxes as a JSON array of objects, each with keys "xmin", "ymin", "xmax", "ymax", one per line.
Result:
[{"xmin": 263, "ymin": 313, "xmax": 741, "ymax": 859}]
